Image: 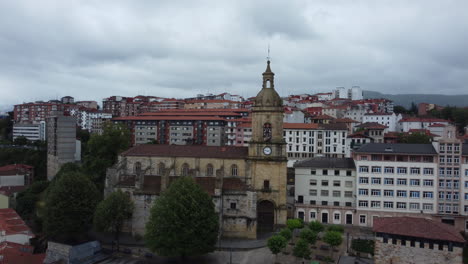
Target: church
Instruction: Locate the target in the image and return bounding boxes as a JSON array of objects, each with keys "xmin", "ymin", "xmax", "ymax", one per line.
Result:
[{"xmin": 104, "ymin": 60, "xmax": 287, "ymax": 239}]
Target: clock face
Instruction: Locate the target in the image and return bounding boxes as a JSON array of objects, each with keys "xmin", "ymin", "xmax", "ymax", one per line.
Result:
[{"xmin": 263, "ymin": 146, "xmax": 272, "ymax": 155}]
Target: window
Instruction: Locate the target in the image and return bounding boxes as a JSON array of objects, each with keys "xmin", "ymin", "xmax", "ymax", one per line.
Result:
[
  {"xmin": 346, "ymin": 170, "xmax": 352, "ymax": 176},
  {"xmin": 371, "ymin": 178, "xmax": 381, "ymax": 184},
  {"xmin": 397, "ymin": 202, "xmax": 407, "ymax": 209},
  {"xmin": 360, "ymin": 155, "xmax": 368, "ymax": 161},
  {"xmin": 440, "ymin": 168, "xmax": 445, "ymax": 176},
  {"xmin": 323, "ymin": 170, "xmax": 328, "ymax": 175},
  {"xmin": 371, "ymin": 201, "xmax": 381, "ymax": 208},
  {"xmin": 333, "ymin": 181, "xmax": 341, "ymax": 187},
  {"xmin": 454, "ymin": 192, "xmax": 459, "ymax": 200},
  {"xmin": 358, "ymin": 200, "xmax": 368, "ymax": 207},
  {"xmin": 410, "ymin": 191, "xmax": 420, "ymax": 198},
  {"xmin": 439, "ymin": 192, "xmax": 445, "ymax": 199},
  {"xmin": 359, "ymin": 177, "xmax": 369, "ymax": 184},
  {"xmin": 309, "ymin": 190, "xmax": 317, "ymax": 196},
  {"xmin": 454, "ymin": 180, "xmax": 460, "ymax": 188},
  {"xmin": 447, "ymin": 168, "xmax": 452, "ymax": 175},
  {"xmin": 423, "ymin": 179, "xmax": 433, "ymax": 186},
  {"xmin": 359, "ymin": 215, "xmax": 366, "ymax": 224},
  {"xmin": 230, "ymin": 202, "xmax": 237, "ymax": 209},
  {"xmin": 322, "ymin": 180, "xmax": 329, "ymax": 186},
  {"xmin": 206, "ymin": 164, "xmax": 214, "ymax": 176},
  {"xmin": 334, "ymin": 213, "xmax": 340, "ymax": 220},
  {"xmin": 359, "ymin": 189, "xmax": 369, "ymax": 196},
  {"xmin": 423, "ymin": 192, "xmax": 433, "ymax": 198},
  {"xmin": 423, "ymin": 168, "xmax": 434, "ymax": 175},
  {"xmin": 309, "ymin": 180, "xmax": 317, "ymax": 186},
  {"xmin": 439, "ymin": 180, "xmax": 445, "ymax": 188},
  {"xmin": 397, "ymin": 178, "xmax": 407, "ymax": 185},
  {"xmin": 384, "ymin": 178, "xmax": 394, "ymax": 185},
  {"xmin": 344, "ymin": 191, "xmax": 353, "ymax": 197},
  {"xmin": 181, "ymin": 163, "xmax": 189, "ymax": 176},
  {"xmin": 410, "ymin": 168, "xmax": 420, "ymax": 174},
  {"xmin": 335, "ymin": 170, "xmax": 340, "ymax": 176},
  {"xmin": 158, "ymin": 163, "xmax": 165, "ymax": 175},
  {"xmin": 321, "ymin": 190, "xmax": 329, "ymax": 196},
  {"xmin": 372, "ymin": 166, "xmax": 381, "ymax": 173},
  {"xmin": 322, "ymin": 201, "xmax": 328, "ymax": 206},
  {"xmin": 397, "ymin": 167, "xmax": 407, "ymax": 174},
  {"xmin": 231, "ymin": 165, "xmax": 238, "ymax": 176},
  {"xmin": 454, "ymin": 168, "xmax": 460, "ymax": 176},
  {"xmin": 334, "ymin": 201, "xmax": 340, "ymax": 206},
  {"xmin": 310, "ymin": 212, "xmax": 316, "ymax": 219},
  {"xmin": 423, "ymin": 203, "xmax": 433, "ymax": 211},
  {"xmin": 371, "ymin": 189, "xmax": 381, "ymax": 196},
  {"xmin": 333, "ymin": 191, "xmax": 341, "ymax": 197},
  {"xmin": 359, "ymin": 166, "xmax": 369, "ymax": 173},
  {"xmin": 410, "ymin": 179, "xmax": 420, "ymax": 186},
  {"xmin": 384, "ymin": 190, "xmax": 394, "ymax": 197},
  {"xmin": 310, "ymin": 170, "xmax": 316, "ymax": 175},
  {"xmin": 446, "ymin": 180, "xmax": 452, "ymax": 188},
  {"xmin": 397, "ymin": 190, "xmax": 407, "ymax": 197},
  {"xmin": 384, "ymin": 201, "xmax": 394, "ymax": 208},
  {"xmin": 263, "ymin": 180, "xmax": 270, "ymax": 190},
  {"xmin": 384, "ymin": 167, "xmax": 394, "ymax": 174},
  {"xmin": 345, "ymin": 181, "xmax": 353, "ymax": 187}
]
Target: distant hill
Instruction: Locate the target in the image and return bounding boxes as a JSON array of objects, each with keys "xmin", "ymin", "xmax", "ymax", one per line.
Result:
[{"xmin": 363, "ymin": 91, "xmax": 468, "ymax": 108}]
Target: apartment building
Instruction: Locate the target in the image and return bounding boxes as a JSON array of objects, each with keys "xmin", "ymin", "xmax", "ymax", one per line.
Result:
[
  {"xmin": 294, "ymin": 158, "xmax": 356, "ymax": 225},
  {"xmin": 285, "ymin": 123, "xmax": 350, "ymax": 160},
  {"xmin": 354, "ymin": 144, "xmax": 439, "ymax": 227},
  {"xmin": 12, "ymin": 121, "xmax": 46, "ymax": 141},
  {"xmin": 363, "ymin": 113, "xmax": 402, "ymax": 132},
  {"xmin": 398, "ymin": 117, "xmax": 450, "ymax": 132},
  {"xmin": 13, "ymin": 102, "xmax": 64, "ymax": 123}
]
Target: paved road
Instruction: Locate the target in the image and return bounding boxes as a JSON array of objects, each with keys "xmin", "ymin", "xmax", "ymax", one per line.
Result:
[{"xmin": 97, "ymin": 248, "xmax": 275, "ymax": 264}]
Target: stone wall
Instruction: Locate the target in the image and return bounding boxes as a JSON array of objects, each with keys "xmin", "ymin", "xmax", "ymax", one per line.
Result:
[
  {"xmin": 44, "ymin": 241, "xmax": 102, "ymax": 264},
  {"xmin": 374, "ymin": 238, "xmax": 463, "ymax": 264}
]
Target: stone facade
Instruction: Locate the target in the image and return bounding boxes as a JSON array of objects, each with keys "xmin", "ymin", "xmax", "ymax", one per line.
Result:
[{"xmin": 374, "ymin": 237, "xmax": 463, "ymax": 264}]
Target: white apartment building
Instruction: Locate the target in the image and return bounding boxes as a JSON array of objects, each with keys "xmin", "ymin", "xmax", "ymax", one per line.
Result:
[
  {"xmin": 332, "ymin": 86, "xmax": 363, "ymax": 100},
  {"xmin": 294, "ymin": 158, "xmax": 356, "ymax": 225},
  {"xmin": 12, "ymin": 121, "xmax": 46, "ymax": 141},
  {"xmin": 354, "ymin": 144, "xmax": 439, "ymax": 227},
  {"xmin": 344, "ymin": 106, "xmax": 368, "ymax": 123},
  {"xmin": 398, "ymin": 117, "xmax": 450, "ymax": 132},
  {"xmin": 363, "ymin": 113, "xmax": 402, "ymax": 132},
  {"xmin": 284, "ymin": 123, "xmax": 350, "ymax": 162},
  {"xmin": 71, "ymin": 109, "xmax": 112, "ymax": 133}
]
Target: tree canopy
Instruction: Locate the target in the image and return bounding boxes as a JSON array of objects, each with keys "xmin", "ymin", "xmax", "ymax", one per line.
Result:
[
  {"xmin": 299, "ymin": 228, "xmax": 317, "ymax": 244},
  {"xmin": 293, "ymin": 238, "xmax": 311, "ymax": 260},
  {"xmin": 308, "ymin": 220, "xmax": 324, "ymax": 233},
  {"xmin": 43, "ymin": 171, "xmax": 100, "ymax": 243},
  {"xmin": 398, "ymin": 132, "xmax": 432, "ymax": 144},
  {"xmin": 82, "ymin": 122, "xmax": 131, "ymax": 190},
  {"xmin": 94, "ymin": 190, "xmax": 134, "ymax": 251},
  {"xmin": 267, "ymin": 234, "xmax": 287, "ymax": 256},
  {"xmin": 279, "ymin": 228, "xmax": 292, "ymax": 241},
  {"xmin": 145, "ymin": 177, "xmax": 219, "ymax": 257},
  {"xmin": 323, "ymin": 231, "xmax": 343, "ymax": 249}
]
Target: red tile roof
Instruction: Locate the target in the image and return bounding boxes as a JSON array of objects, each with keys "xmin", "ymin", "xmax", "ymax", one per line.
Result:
[
  {"xmin": 122, "ymin": 145, "xmax": 248, "ymax": 159},
  {"xmin": 399, "ymin": 117, "xmax": 450, "ymax": 123},
  {"xmin": 0, "ymin": 186, "xmax": 27, "ymax": 196},
  {"xmin": 310, "ymin": 114, "xmax": 335, "ymax": 120},
  {"xmin": 0, "ymin": 209, "xmax": 33, "ymax": 236},
  {"xmin": 0, "ymin": 164, "xmax": 33, "ymax": 176},
  {"xmin": 355, "ymin": 122, "xmax": 388, "ymax": 129},
  {"xmin": 373, "ymin": 217, "xmax": 465, "ymax": 243},
  {"xmin": 333, "ymin": 118, "xmax": 360, "ymax": 123},
  {"xmin": 113, "ymin": 116, "xmax": 226, "ymax": 121}
]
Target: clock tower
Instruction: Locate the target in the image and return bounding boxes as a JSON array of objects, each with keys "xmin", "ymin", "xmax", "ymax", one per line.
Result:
[{"xmin": 249, "ymin": 60, "xmax": 287, "ymax": 232}]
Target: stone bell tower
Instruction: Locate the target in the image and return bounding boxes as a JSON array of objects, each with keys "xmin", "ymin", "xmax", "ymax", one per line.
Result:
[{"xmin": 248, "ymin": 60, "xmax": 287, "ymax": 233}]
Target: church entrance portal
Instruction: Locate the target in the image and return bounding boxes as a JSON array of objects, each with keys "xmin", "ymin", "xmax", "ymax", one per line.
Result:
[{"xmin": 257, "ymin": 200, "xmax": 275, "ymax": 232}]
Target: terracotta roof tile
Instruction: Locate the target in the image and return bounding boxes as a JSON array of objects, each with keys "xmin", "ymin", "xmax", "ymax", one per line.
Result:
[
  {"xmin": 283, "ymin": 123, "xmax": 319, "ymax": 129},
  {"xmin": 373, "ymin": 217, "xmax": 465, "ymax": 243},
  {"xmin": 355, "ymin": 122, "xmax": 388, "ymax": 129}
]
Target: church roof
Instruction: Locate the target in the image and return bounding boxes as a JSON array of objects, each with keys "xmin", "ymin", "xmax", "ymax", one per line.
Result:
[{"xmin": 122, "ymin": 145, "xmax": 248, "ymax": 159}]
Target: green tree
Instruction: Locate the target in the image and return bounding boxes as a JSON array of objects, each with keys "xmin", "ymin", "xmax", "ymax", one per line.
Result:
[
  {"xmin": 393, "ymin": 105, "xmax": 408, "ymax": 114},
  {"xmin": 267, "ymin": 234, "xmax": 287, "ymax": 263},
  {"xmin": 83, "ymin": 122, "xmax": 131, "ymax": 190},
  {"xmin": 15, "ymin": 181, "xmax": 49, "ymax": 220},
  {"xmin": 293, "ymin": 238, "xmax": 311, "ymax": 262},
  {"xmin": 43, "ymin": 171, "xmax": 100, "ymax": 243},
  {"xmin": 299, "ymin": 228, "xmax": 317, "ymax": 245},
  {"xmin": 308, "ymin": 220, "xmax": 324, "ymax": 233},
  {"xmin": 279, "ymin": 228, "xmax": 292, "ymax": 241},
  {"xmin": 13, "ymin": 136, "xmax": 29, "ymax": 146},
  {"xmin": 145, "ymin": 177, "xmax": 219, "ymax": 258},
  {"xmin": 94, "ymin": 190, "xmax": 134, "ymax": 251},
  {"xmin": 287, "ymin": 218, "xmax": 303, "ymax": 243},
  {"xmin": 409, "ymin": 102, "xmax": 418, "ymax": 115},
  {"xmin": 323, "ymin": 231, "xmax": 343, "ymax": 256},
  {"xmin": 327, "ymin": 225, "xmax": 345, "ymax": 233},
  {"xmin": 398, "ymin": 132, "xmax": 432, "ymax": 144}
]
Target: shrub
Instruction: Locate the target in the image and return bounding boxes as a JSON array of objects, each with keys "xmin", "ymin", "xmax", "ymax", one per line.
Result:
[
  {"xmin": 308, "ymin": 220, "xmax": 324, "ymax": 233},
  {"xmin": 327, "ymin": 225, "xmax": 344, "ymax": 233},
  {"xmin": 351, "ymin": 239, "xmax": 375, "ymax": 256}
]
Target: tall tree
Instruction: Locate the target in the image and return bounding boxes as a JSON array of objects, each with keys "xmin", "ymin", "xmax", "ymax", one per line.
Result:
[
  {"xmin": 145, "ymin": 177, "xmax": 219, "ymax": 258},
  {"xmin": 83, "ymin": 122, "xmax": 131, "ymax": 190},
  {"xmin": 94, "ymin": 190, "xmax": 134, "ymax": 251},
  {"xmin": 323, "ymin": 231, "xmax": 343, "ymax": 257},
  {"xmin": 267, "ymin": 234, "xmax": 287, "ymax": 263},
  {"xmin": 43, "ymin": 171, "xmax": 100, "ymax": 243},
  {"xmin": 293, "ymin": 238, "xmax": 311, "ymax": 262}
]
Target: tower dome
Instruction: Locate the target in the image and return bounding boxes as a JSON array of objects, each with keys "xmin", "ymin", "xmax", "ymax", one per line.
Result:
[{"xmin": 254, "ymin": 60, "xmax": 283, "ymax": 107}]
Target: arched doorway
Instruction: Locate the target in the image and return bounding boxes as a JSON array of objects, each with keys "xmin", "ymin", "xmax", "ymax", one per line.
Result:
[{"xmin": 257, "ymin": 200, "xmax": 275, "ymax": 232}]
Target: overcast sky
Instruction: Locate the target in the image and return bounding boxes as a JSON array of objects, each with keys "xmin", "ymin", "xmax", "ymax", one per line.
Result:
[{"xmin": 1, "ymin": 0, "xmax": 467, "ymax": 110}]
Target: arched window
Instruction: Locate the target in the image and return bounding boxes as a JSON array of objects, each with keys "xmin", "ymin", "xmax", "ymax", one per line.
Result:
[
  {"xmin": 263, "ymin": 123, "xmax": 272, "ymax": 142},
  {"xmin": 182, "ymin": 163, "xmax": 189, "ymax": 176},
  {"xmin": 266, "ymin": 79, "xmax": 271, "ymax": 88},
  {"xmin": 206, "ymin": 164, "xmax": 214, "ymax": 176},
  {"xmin": 158, "ymin": 163, "xmax": 165, "ymax": 176},
  {"xmin": 134, "ymin": 162, "xmax": 142, "ymax": 175},
  {"xmin": 231, "ymin": 164, "xmax": 238, "ymax": 176}
]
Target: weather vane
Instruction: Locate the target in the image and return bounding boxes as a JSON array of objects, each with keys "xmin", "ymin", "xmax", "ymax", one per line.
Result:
[{"xmin": 267, "ymin": 44, "xmax": 271, "ymax": 61}]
